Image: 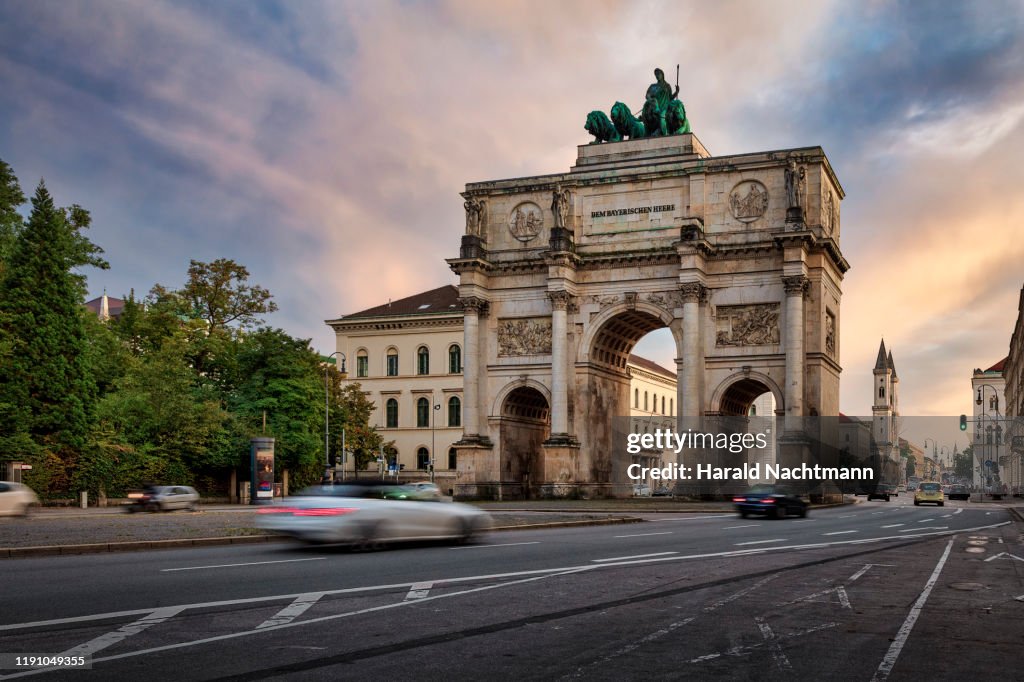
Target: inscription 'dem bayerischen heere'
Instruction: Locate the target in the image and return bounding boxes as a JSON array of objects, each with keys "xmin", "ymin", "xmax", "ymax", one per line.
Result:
[{"xmin": 590, "ymin": 204, "xmax": 675, "ymax": 219}]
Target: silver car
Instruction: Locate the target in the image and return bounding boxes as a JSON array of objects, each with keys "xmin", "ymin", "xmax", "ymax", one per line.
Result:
[
  {"xmin": 257, "ymin": 481, "xmax": 490, "ymax": 547},
  {"xmin": 126, "ymin": 485, "xmax": 200, "ymax": 512},
  {"xmin": 0, "ymin": 482, "xmax": 39, "ymax": 517}
]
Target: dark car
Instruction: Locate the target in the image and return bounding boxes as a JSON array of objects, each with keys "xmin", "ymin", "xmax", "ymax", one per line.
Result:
[
  {"xmin": 733, "ymin": 485, "xmax": 809, "ymax": 519},
  {"xmin": 867, "ymin": 484, "xmax": 893, "ymax": 502},
  {"xmin": 946, "ymin": 484, "xmax": 970, "ymax": 501}
]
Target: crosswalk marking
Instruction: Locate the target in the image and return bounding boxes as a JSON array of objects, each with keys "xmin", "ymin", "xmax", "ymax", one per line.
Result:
[
  {"xmin": 257, "ymin": 592, "xmax": 325, "ymax": 629},
  {"xmin": 404, "ymin": 582, "xmax": 433, "ymax": 601},
  {"xmin": 62, "ymin": 607, "xmax": 184, "ymax": 656}
]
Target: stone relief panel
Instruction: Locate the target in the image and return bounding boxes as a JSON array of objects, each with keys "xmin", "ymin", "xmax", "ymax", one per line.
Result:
[
  {"xmin": 823, "ymin": 190, "xmax": 839, "ymax": 235},
  {"xmin": 646, "ymin": 291, "xmax": 682, "ymax": 310},
  {"xmin": 728, "ymin": 180, "xmax": 769, "ymax": 223},
  {"xmin": 508, "ymin": 202, "xmax": 544, "ymax": 243},
  {"xmin": 715, "ymin": 303, "xmax": 781, "ymax": 347},
  {"xmin": 586, "ymin": 294, "xmax": 620, "ymax": 310},
  {"xmin": 498, "ymin": 318, "xmax": 552, "ymax": 356}
]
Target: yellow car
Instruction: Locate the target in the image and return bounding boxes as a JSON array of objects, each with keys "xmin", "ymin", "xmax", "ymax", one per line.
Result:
[{"xmin": 914, "ymin": 482, "xmax": 944, "ymax": 506}]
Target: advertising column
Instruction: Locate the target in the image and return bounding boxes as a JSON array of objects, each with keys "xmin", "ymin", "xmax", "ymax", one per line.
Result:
[{"xmin": 250, "ymin": 437, "xmax": 275, "ymax": 505}]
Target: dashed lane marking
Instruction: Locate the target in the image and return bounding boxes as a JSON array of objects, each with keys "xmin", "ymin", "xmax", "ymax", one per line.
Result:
[
  {"xmin": 881, "ymin": 524, "xmax": 905, "ymax": 528},
  {"xmin": 450, "ymin": 541, "xmax": 540, "ymax": 550},
  {"xmin": 257, "ymin": 592, "xmax": 325, "ymax": 628},
  {"xmin": 823, "ymin": 531, "xmax": 858, "ymax": 536},
  {"xmin": 613, "ymin": 532, "xmax": 673, "ymax": 538},
  {"xmin": 403, "ymin": 582, "xmax": 433, "ymax": 601},
  {"xmin": 723, "ymin": 525, "xmax": 760, "ymax": 530},
  {"xmin": 899, "ymin": 527, "xmax": 948, "ymax": 533},
  {"xmin": 735, "ymin": 539, "xmax": 787, "ymax": 546}
]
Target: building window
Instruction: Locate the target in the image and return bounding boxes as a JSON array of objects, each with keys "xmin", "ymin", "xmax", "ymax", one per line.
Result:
[
  {"xmin": 990, "ymin": 395, "xmax": 998, "ymax": 411},
  {"xmin": 417, "ymin": 447, "xmax": 430, "ymax": 470},
  {"xmin": 661, "ymin": 396, "xmax": 665, "ymax": 414},
  {"xmin": 670, "ymin": 399, "xmax": 673, "ymax": 416},
  {"xmin": 448, "ymin": 396, "xmax": 461, "ymax": 427},
  {"xmin": 449, "ymin": 345, "xmax": 461, "ymax": 374},
  {"xmin": 448, "ymin": 447, "xmax": 457, "ymax": 470},
  {"xmin": 417, "ymin": 346, "xmax": 429, "ymax": 375},
  {"xmin": 879, "ymin": 387, "xmax": 884, "ymax": 399},
  {"xmin": 386, "ymin": 350, "xmax": 399, "ymax": 377},
  {"xmin": 417, "ymin": 397, "xmax": 430, "ymax": 428},
  {"xmin": 356, "ymin": 351, "xmax": 368, "ymax": 378},
  {"xmin": 385, "ymin": 398, "xmax": 398, "ymax": 428},
  {"xmin": 634, "ymin": 388, "xmax": 639, "ymax": 408},
  {"xmin": 644, "ymin": 392, "xmax": 648, "ymax": 411}
]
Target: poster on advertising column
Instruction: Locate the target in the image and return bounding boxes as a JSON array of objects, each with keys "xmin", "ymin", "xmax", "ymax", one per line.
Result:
[{"xmin": 250, "ymin": 437, "xmax": 275, "ymax": 503}]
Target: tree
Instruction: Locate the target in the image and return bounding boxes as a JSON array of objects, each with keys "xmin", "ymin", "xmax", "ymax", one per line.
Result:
[
  {"xmin": 905, "ymin": 457, "xmax": 915, "ymax": 479},
  {"xmin": 0, "ymin": 182, "xmax": 101, "ymax": 457},
  {"xmin": 0, "ymin": 158, "xmax": 26, "ymax": 281},
  {"xmin": 954, "ymin": 446, "xmax": 974, "ymax": 480},
  {"xmin": 182, "ymin": 259, "xmax": 277, "ymax": 335},
  {"xmin": 325, "ymin": 370, "xmax": 385, "ymax": 472}
]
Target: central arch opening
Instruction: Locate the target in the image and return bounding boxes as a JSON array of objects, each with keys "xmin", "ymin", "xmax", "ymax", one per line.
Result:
[
  {"xmin": 499, "ymin": 386, "xmax": 550, "ymax": 499},
  {"xmin": 718, "ymin": 378, "xmax": 779, "ymax": 484}
]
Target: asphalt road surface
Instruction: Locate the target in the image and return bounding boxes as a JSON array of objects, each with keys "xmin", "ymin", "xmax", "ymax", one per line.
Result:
[{"xmin": 1, "ymin": 498, "xmax": 1021, "ymax": 681}]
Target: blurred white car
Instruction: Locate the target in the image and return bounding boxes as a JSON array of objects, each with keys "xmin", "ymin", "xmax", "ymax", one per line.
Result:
[
  {"xmin": 257, "ymin": 481, "xmax": 490, "ymax": 547},
  {"xmin": 0, "ymin": 481, "xmax": 39, "ymax": 517}
]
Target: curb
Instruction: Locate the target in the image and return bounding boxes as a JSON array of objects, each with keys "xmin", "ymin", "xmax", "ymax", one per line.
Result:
[
  {"xmin": 0, "ymin": 517, "xmax": 644, "ymax": 558},
  {"xmin": 1007, "ymin": 507, "xmax": 1024, "ymax": 524}
]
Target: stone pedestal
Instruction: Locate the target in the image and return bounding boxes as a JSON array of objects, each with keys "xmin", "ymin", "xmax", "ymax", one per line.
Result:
[
  {"xmin": 538, "ymin": 443, "xmax": 581, "ymax": 498},
  {"xmin": 452, "ymin": 442, "xmax": 494, "ymax": 500}
]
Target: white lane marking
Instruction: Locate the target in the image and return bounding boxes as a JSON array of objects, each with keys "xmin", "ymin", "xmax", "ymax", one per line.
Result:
[
  {"xmin": 823, "ymin": 530, "xmax": 858, "ymax": 536},
  {"xmin": 847, "ymin": 564, "xmax": 893, "ymax": 582},
  {"xmin": 838, "ymin": 514, "xmax": 856, "ymax": 518},
  {"xmin": 449, "ymin": 541, "xmax": 540, "ymax": 550},
  {"xmin": 836, "ymin": 585, "xmax": 852, "ymax": 609},
  {"xmin": 161, "ymin": 557, "xmax": 325, "ymax": 572},
  {"xmin": 650, "ymin": 514, "xmax": 734, "ymax": 522},
  {"xmin": 1, "ymin": 521, "xmax": 1011, "ymax": 636},
  {"xmin": 61, "ymin": 607, "xmax": 184, "ymax": 657},
  {"xmin": 735, "ymin": 538, "xmax": 787, "ymax": 546},
  {"xmin": 613, "ymin": 531, "xmax": 673, "ymax": 538},
  {"xmin": 688, "ymin": 623, "xmax": 837, "ymax": 664},
  {"xmin": 1, "ymin": 567, "xmax": 596, "ymax": 680},
  {"xmin": 997, "ymin": 538, "xmax": 1004, "ymax": 544},
  {"xmin": 871, "ymin": 539, "xmax": 954, "ymax": 681},
  {"xmin": 942, "ymin": 514, "xmax": 952, "ymax": 518},
  {"xmin": 881, "ymin": 524, "xmax": 905, "ymax": 528},
  {"xmin": 256, "ymin": 592, "xmax": 325, "ymax": 629},
  {"xmin": 403, "ymin": 582, "xmax": 433, "ymax": 601},
  {"xmin": 723, "ymin": 525, "xmax": 759, "ymax": 530},
  {"xmin": 755, "ymin": 617, "xmax": 793, "ymax": 671},
  {"xmin": 984, "ymin": 552, "xmax": 1024, "ymax": 563},
  {"xmin": 899, "ymin": 527, "xmax": 947, "ymax": 533},
  {"xmin": 561, "ymin": 573, "xmax": 779, "ymax": 680},
  {"xmin": 871, "ymin": 512, "xmax": 885, "ymax": 515},
  {"xmin": 592, "ymin": 552, "xmax": 677, "ymax": 562},
  {"xmin": 919, "ymin": 519, "xmax": 933, "ymax": 523},
  {"xmin": 955, "ymin": 508, "xmax": 963, "ymax": 515}
]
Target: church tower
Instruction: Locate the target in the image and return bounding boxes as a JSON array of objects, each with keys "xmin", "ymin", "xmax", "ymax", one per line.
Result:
[{"xmin": 872, "ymin": 340, "xmax": 899, "ymax": 461}]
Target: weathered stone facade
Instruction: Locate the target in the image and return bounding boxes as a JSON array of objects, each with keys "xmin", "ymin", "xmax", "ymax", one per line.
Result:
[{"xmin": 449, "ymin": 134, "xmax": 848, "ymax": 499}]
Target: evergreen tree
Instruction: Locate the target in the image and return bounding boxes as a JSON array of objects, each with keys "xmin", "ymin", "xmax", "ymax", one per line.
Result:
[
  {"xmin": 0, "ymin": 158, "xmax": 26, "ymax": 281},
  {"xmin": 0, "ymin": 182, "xmax": 98, "ymax": 456}
]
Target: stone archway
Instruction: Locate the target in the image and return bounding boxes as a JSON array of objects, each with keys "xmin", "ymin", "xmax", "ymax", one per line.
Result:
[
  {"xmin": 498, "ymin": 385, "xmax": 550, "ymax": 499},
  {"xmin": 450, "ymin": 132, "xmax": 847, "ymax": 499}
]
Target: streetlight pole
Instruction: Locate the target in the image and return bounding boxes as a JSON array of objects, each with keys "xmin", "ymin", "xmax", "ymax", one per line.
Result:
[
  {"xmin": 324, "ymin": 351, "xmax": 346, "ymax": 484},
  {"xmin": 431, "ymin": 401, "xmax": 441, "ymax": 483},
  {"xmin": 975, "ymin": 383, "xmax": 1002, "ymax": 502}
]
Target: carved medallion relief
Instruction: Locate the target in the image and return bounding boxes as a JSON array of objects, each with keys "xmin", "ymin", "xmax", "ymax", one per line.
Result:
[
  {"xmin": 729, "ymin": 180, "xmax": 769, "ymax": 223},
  {"xmin": 498, "ymin": 318, "xmax": 552, "ymax": 356},
  {"xmin": 508, "ymin": 202, "xmax": 544, "ymax": 242},
  {"xmin": 715, "ymin": 303, "xmax": 780, "ymax": 347}
]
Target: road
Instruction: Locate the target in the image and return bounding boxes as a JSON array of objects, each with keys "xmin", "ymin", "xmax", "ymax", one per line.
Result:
[{"xmin": 0, "ymin": 498, "xmax": 1021, "ymax": 680}]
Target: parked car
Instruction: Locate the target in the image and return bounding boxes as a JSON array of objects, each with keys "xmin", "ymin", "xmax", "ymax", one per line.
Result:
[
  {"xmin": 256, "ymin": 480, "xmax": 491, "ymax": 547},
  {"xmin": 652, "ymin": 486, "xmax": 673, "ymax": 497},
  {"xmin": 125, "ymin": 485, "xmax": 200, "ymax": 512},
  {"xmin": 946, "ymin": 484, "xmax": 970, "ymax": 501},
  {"xmin": 733, "ymin": 485, "xmax": 809, "ymax": 519},
  {"xmin": 0, "ymin": 482, "xmax": 39, "ymax": 517},
  {"xmin": 867, "ymin": 484, "xmax": 892, "ymax": 502},
  {"xmin": 914, "ymin": 482, "xmax": 944, "ymax": 506},
  {"xmin": 632, "ymin": 483, "xmax": 652, "ymax": 497}
]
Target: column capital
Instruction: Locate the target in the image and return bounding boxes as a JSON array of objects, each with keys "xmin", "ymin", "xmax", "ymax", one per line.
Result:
[
  {"xmin": 782, "ymin": 275, "xmax": 810, "ymax": 296},
  {"xmin": 459, "ymin": 296, "xmax": 490, "ymax": 316},
  {"xmin": 678, "ymin": 282, "xmax": 708, "ymax": 304},
  {"xmin": 547, "ymin": 290, "xmax": 574, "ymax": 311}
]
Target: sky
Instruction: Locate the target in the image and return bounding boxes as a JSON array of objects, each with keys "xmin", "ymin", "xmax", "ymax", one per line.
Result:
[{"xmin": 1, "ymin": 0, "xmax": 1023, "ymax": 421}]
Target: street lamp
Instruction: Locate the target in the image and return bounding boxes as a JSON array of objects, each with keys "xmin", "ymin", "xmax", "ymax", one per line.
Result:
[
  {"xmin": 325, "ymin": 351, "xmax": 346, "ymax": 483},
  {"xmin": 430, "ymin": 401, "xmax": 442, "ymax": 483},
  {"xmin": 975, "ymin": 383, "xmax": 1003, "ymax": 501}
]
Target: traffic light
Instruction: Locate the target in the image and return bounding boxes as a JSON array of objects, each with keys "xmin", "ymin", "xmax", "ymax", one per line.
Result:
[{"xmin": 959, "ymin": 414, "xmax": 967, "ymax": 431}]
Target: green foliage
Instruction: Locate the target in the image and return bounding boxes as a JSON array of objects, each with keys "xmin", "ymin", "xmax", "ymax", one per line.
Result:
[
  {"xmin": 327, "ymin": 374, "xmax": 384, "ymax": 470},
  {"xmin": 182, "ymin": 258, "xmax": 278, "ymax": 334},
  {"xmin": 231, "ymin": 328, "xmax": 324, "ymax": 488},
  {"xmin": 0, "ymin": 182, "xmax": 100, "ymax": 454},
  {"xmin": 0, "ymin": 158, "xmax": 26, "ymax": 281},
  {"xmin": 954, "ymin": 446, "xmax": 974, "ymax": 480},
  {"xmin": 905, "ymin": 457, "xmax": 915, "ymax": 479}
]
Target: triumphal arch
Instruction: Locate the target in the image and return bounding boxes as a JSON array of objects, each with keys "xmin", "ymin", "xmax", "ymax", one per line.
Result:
[{"xmin": 449, "ymin": 76, "xmax": 848, "ymax": 498}]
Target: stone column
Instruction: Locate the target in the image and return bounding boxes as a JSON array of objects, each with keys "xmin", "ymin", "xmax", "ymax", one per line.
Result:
[
  {"xmin": 458, "ymin": 296, "xmax": 488, "ymax": 443},
  {"xmin": 678, "ymin": 283, "xmax": 706, "ymax": 416},
  {"xmin": 546, "ymin": 291, "xmax": 573, "ymax": 443},
  {"xmin": 782, "ymin": 275, "xmax": 809, "ymax": 425}
]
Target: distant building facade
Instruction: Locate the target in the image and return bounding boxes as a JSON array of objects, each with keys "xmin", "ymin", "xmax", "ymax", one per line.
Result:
[
  {"xmin": 971, "ymin": 358, "xmax": 1007, "ymax": 491},
  {"xmin": 1002, "ymin": 285, "xmax": 1024, "ymax": 494}
]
